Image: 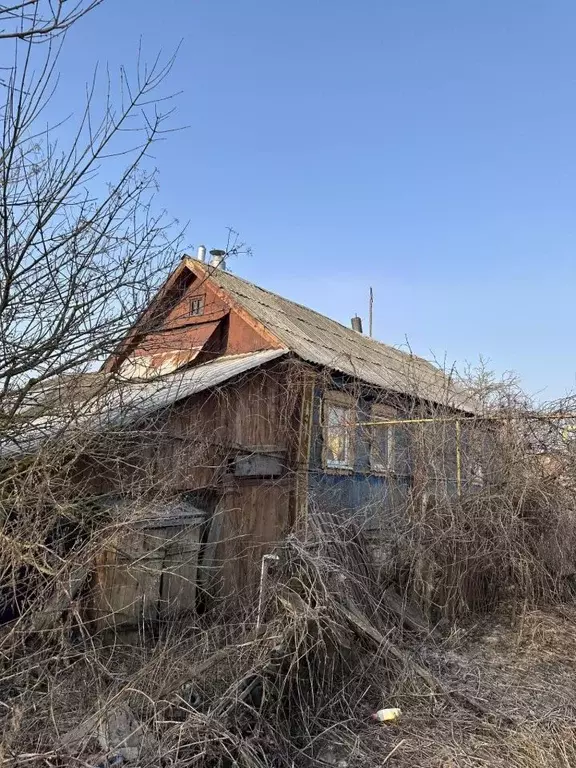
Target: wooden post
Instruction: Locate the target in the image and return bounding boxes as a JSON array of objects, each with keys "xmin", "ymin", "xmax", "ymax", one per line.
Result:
[{"xmin": 294, "ymin": 376, "xmax": 315, "ymax": 539}]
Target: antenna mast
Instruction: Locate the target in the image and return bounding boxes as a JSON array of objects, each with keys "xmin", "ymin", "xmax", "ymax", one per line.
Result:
[{"xmin": 369, "ymin": 286, "xmax": 374, "ymax": 337}]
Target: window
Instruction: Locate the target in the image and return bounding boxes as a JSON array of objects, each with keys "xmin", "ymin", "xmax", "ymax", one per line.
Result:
[
  {"xmin": 370, "ymin": 405, "xmax": 396, "ymax": 473},
  {"xmin": 461, "ymin": 424, "xmax": 488, "ymax": 491},
  {"xmin": 323, "ymin": 394, "xmax": 355, "ymax": 470},
  {"xmin": 370, "ymin": 405, "xmax": 412, "ymax": 477},
  {"xmin": 469, "ymin": 462, "xmax": 484, "ymax": 488},
  {"xmin": 189, "ymin": 295, "xmax": 205, "ymax": 316}
]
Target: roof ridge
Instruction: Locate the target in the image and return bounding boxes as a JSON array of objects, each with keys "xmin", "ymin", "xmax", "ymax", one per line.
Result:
[
  {"xmin": 183, "ymin": 259, "xmax": 477, "ymax": 412},
  {"xmin": 208, "ymin": 267, "xmax": 439, "ymax": 369}
]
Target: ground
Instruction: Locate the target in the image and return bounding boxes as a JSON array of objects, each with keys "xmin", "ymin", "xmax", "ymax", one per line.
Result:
[
  {"xmin": 3, "ymin": 601, "xmax": 576, "ymax": 767},
  {"xmin": 363, "ymin": 604, "xmax": 576, "ymax": 767}
]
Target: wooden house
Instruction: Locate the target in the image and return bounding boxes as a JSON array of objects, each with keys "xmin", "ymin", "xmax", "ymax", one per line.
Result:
[
  {"xmin": 83, "ymin": 251, "xmax": 481, "ymax": 627},
  {"xmin": 1, "ymin": 251, "xmax": 481, "ymax": 629}
]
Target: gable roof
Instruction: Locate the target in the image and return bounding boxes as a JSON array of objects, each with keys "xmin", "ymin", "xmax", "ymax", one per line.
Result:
[{"xmin": 184, "ymin": 259, "xmax": 479, "ymax": 413}]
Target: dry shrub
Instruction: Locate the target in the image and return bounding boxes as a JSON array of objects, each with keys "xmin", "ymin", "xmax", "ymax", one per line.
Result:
[
  {"xmin": 2, "ymin": 498, "xmax": 576, "ymax": 767},
  {"xmin": 0, "ymin": 516, "xmax": 423, "ymax": 766},
  {"xmin": 381, "ymin": 404, "xmax": 576, "ymax": 620},
  {"xmin": 3, "ymin": 370, "xmax": 576, "ymax": 766}
]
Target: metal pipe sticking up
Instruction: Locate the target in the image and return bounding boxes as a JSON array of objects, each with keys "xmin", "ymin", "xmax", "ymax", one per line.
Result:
[
  {"xmin": 369, "ymin": 287, "xmax": 374, "ymax": 337},
  {"xmin": 196, "ymin": 245, "xmax": 206, "ymax": 263},
  {"xmin": 209, "ymin": 249, "xmax": 227, "ymax": 270},
  {"xmin": 351, "ymin": 315, "xmax": 363, "ymax": 334}
]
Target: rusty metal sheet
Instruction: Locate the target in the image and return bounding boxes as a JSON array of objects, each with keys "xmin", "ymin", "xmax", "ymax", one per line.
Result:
[{"xmin": 1, "ymin": 349, "xmax": 290, "ymax": 456}]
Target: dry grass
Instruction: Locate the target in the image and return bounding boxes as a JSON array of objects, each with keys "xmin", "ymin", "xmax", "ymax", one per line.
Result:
[
  {"xmin": 2, "ymin": 521, "xmax": 576, "ymax": 767},
  {"xmin": 3, "ymin": 374, "xmax": 576, "ymax": 766}
]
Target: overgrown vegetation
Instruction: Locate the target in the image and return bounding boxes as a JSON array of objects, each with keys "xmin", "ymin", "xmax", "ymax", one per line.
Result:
[
  {"xmin": 2, "ymin": 3, "xmax": 576, "ymax": 767},
  {"xmin": 2, "ymin": 379, "xmax": 576, "ymax": 767}
]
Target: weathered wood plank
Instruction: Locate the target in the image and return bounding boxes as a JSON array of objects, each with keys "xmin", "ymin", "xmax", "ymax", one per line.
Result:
[
  {"xmin": 159, "ymin": 524, "xmax": 201, "ymax": 615},
  {"xmin": 96, "ymin": 528, "xmax": 165, "ymax": 628},
  {"xmin": 215, "ymin": 482, "xmax": 292, "ymax": 599}
]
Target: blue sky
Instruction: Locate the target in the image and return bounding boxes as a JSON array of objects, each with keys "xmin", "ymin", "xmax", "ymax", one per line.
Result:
[{"xmin": 45, "ymin": 2, "xmax": 576, "ymax": 400}]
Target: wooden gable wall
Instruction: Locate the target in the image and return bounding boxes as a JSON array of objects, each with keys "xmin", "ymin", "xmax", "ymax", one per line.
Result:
[{"xmin": 108, "ymin": 266, "xmax": 282, "ymax": 378}]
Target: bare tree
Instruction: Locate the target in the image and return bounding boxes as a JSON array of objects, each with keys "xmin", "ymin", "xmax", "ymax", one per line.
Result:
[
  {"xmin": 0, "ymin": 1, "xmax": 103, "ymax": 41},
  {"xmin": 0, "ymin": 7, "xmax": 189, "ymax": 750},
  {"xmin": 0, "ymin": 2, "xmax": 184, "ymax": 648},
  {"xmin": 0, "ymin": 1, "xmax": 183, "ymax": 428}
]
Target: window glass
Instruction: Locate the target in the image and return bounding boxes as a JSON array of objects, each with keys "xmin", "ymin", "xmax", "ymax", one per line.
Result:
[
  {"xmin": 190, "ymin": 295, "xmax": 205, "ymax": 316},
  {"xmin": 371, "ymin": 424, "xmax": 393, "ymax": 472},
  {"xmin": 324, "ymin": 401, "xmax": 354, "ymax": 468},
  {"xmin": 370, "ymin": 407, "xmax": 413, "ymax": 477}
]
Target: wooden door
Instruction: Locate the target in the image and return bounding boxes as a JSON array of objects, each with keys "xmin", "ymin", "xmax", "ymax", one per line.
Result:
[
  {"xmin": 157, "ymin": 523, "xmax": 201, "ymax": 617},
  {"xmin": 95, "ymin": 512, "xmax": 204, "ymax": 630}
]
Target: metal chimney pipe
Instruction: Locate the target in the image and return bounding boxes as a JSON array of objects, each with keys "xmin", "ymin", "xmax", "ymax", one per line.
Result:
[
  {"xmin": 351, "ymin": 315, "xmax": 363, "ymax": 334},
  {"xmin": 209, "ymin": 249, "xmax": 227, "ymax": 270},
  {"xmin": 196, "ymin": 245, "xmax": 206, "ymax": 263}
]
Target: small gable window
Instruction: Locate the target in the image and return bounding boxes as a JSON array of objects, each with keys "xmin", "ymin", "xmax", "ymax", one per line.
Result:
[
  {"xmin": 323, "ymin": 392, "xmax": 356, "ymax": 470},
  {"xmin": 189, "ymin": 295, "xmax": 205, "ymax": 316}
]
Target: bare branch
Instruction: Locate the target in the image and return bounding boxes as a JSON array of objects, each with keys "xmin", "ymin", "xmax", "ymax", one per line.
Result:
[{"xmin": 0, "ymin": 1, "xmax": 104, "ymax": 41}]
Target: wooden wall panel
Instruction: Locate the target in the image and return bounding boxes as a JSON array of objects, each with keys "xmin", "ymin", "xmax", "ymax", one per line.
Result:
[
  {"xmin": 147, "ymin": 390, "xmax": 226, "ymax": 492},
  {"xmin": 111, "ymin": 270, "xmax": 280, "ymax": 376},
  {"xmin": 228, "ymin": 371, "xmax": 289, "ymax": 448},
  {"xmin": 94, "ymin": 522, "xmax": 202, "ymax": 629},
  {"xmin": 94, "ymin": 528, "xmax": 165, "ymax": 629},
  {"xmin": 83, "ymin": 368, "xmax": 296, "ymax": 497},
  {"xmin": 86, "ymin": 365, "xmax": 302, "ymax": 623},
  {"xmin": 114, "ymin": 276, "xmax": 231, "ymax": 375},
  {"xmin": 226, "ymin": 309, "xmax": 277, "ymax": 356},
  {"xmin": 158, "ymin": 525, "xmax": 201, "ymax": 616},
  {"xmin": 211, "ymin": 481, "xmax": 292, "ymax": 601}
]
